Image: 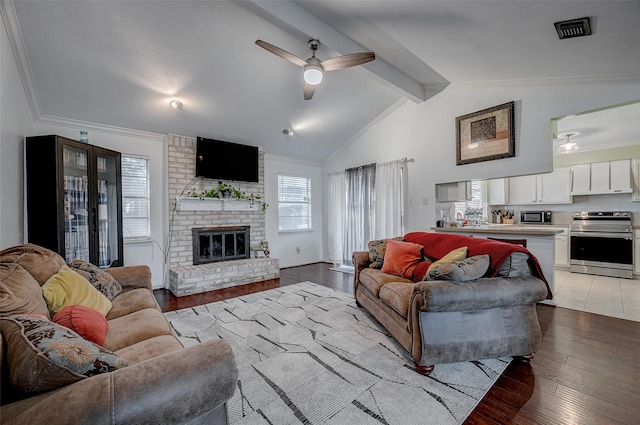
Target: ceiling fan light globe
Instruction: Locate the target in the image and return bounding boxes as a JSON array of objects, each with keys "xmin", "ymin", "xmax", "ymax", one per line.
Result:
[
  {"xmin": 304, "ymin": 66, "xmax": 323, "ymax": 85},
  {"xmin": 557, "ymin": 141, "xmax": 579, "ymax": 153}
]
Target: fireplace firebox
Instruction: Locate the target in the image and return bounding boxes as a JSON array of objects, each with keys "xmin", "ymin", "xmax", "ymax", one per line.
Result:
[{"xmin": 192, "ymin": 226, "xmax": 250, "ymax": 265}]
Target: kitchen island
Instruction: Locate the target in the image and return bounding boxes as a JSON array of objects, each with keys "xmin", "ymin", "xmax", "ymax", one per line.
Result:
[{"xmin": 430, "ymin": 225, "xmax": 564, "ymax": 303}]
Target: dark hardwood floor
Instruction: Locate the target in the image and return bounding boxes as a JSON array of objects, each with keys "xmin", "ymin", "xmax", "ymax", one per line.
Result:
[{"xmin": 154, "ymin": 263, "xmax": 640, "ymax": 425}]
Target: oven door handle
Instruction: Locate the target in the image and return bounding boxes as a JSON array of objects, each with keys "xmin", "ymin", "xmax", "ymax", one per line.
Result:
[{"xmin": 570, "ymin": 231, "xmax": 632, "ymax": 239}]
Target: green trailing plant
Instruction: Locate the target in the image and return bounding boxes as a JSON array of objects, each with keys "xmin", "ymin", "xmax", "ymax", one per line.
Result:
[{"xmin": 184, "ymin": 181, "xmax": 268, "ymax": 211}]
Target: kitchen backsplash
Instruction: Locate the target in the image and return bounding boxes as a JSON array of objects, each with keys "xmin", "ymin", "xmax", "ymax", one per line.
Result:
[
  {"xmin": 436, "ymin": 193, "xmax": 640, "ymax": 226},
  {"xmin": 491, "ymin": 193, "xmax": 640, "ymax": 226}
]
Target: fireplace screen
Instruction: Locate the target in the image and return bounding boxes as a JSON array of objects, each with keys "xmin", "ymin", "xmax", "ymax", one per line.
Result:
[{"xmin": 192, "ymin": 226, "xmax": 249, "ymax": 265}]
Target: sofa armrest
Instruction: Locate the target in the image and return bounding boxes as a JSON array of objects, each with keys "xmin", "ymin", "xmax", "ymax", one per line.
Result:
[
  {"xmin": 1, "ymin": 339, "xmax": 238, "ymax": 425},
  {"xmin": 352, "ymin": 251, "xmax": 370, "ymax": 292},
  {"xmin": 105, "ymin": 265, "xmax": 152, "ymax": 293},
  {"xmin": 412, "ymin": 277, "xmax": 548, "ymax": 313}
]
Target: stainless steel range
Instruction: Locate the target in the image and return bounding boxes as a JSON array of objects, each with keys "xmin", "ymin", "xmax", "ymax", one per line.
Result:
[{"xmin": 570, "ymin": 211, "xmax": 633, "ymax": 279}]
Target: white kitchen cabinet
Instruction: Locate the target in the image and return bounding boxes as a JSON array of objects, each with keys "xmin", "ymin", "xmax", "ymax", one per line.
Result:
[
  {"xmin": 507, "ymin": 175, "xmax": 537, "ymax": 204},
  {"xmin": 487, "ymin": 178, "xmax": 508, "ymax": 205},
  {"xmin": 554, "ymin": 228, "xmax": 569, "ymax": 267},
  {"xmin": 436, "ymin": 181, "xmax": 471, "ymax": 202},
  {"xmin": 610, "ymin": 159, "xmax": 632, "ymax": 192},
  {"xmin": 571, "ymin": 160, "xmax": 632, "ymax": 195},
  {"xmin": 633, "ymin": 159, "xmax": 640, "ymax": 201},
  {"xmin": 540, "ymin": 167, "xmax": 572, "ymax": 204},
  {"xmin": 505, "ymin": 168, "xmax": 571, "ymax": 205},
  {"xmin": 571, "ymin": 164, "xmax": 591, "ymax": 194}
]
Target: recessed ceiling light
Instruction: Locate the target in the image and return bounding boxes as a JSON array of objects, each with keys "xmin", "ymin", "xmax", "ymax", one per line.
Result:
[
  {"xmin": 283, "ymin": 129, "xmax": 293, "ymax": 136},
  {"xmin": 169, "ymin": 100, "xmax": 183, "ymax": 109}
]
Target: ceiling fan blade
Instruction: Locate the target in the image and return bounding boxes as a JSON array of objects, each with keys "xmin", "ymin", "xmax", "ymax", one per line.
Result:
[
  {"xmin": 255, "ymin": 40, "xmax": 307, "ymax": 67},
  {"xmin": 303, "ymin": 82, "xmax": 317, "ymax": 100},
  {"xmin": 320, "ymin": 52, "xmax": 375, "ymax": 71}
]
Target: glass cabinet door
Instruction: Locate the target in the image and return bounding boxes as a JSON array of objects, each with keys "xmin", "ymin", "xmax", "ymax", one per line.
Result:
[
  {"xmin": 96, "ymin": 152, "xmax": 121, "ymax": 268},
  {"xmin": 62, "ymin": 144, "xmax": 90, "ymax": 264}
]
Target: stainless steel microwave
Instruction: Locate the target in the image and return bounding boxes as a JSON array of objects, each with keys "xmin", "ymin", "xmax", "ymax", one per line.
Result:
[{"xmin": 521, "ymin": 211, "xmax": 553, "ymax": 225}]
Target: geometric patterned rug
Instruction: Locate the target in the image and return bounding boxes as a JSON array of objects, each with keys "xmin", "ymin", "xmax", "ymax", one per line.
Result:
[{"xmin": 164, "ymin": 282, "xmax": 510, "ymax": 425}]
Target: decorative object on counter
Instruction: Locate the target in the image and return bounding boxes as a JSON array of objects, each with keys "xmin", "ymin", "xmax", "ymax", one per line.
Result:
[
  {"xmin": 456, "ymin": 101, "xmax": 515, "ymax": 165},
  {"xmin": 492, "ymin": 209, "xmax": 515, "ymax": 224},
  {"xmin": 250, "ymin": 245, "xmax": 262, "ymax": 258},
  {"xmin": 260, "ymin": 240, "xmax": 270, "ymax": 257},
  {"xmin": 78, "ymin": 130, "xmax": 89, "ymax": 143}
]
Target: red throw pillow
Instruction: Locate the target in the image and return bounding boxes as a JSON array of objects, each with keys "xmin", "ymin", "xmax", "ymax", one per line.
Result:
[
  {"xmin": 380, "ymin": 239, "xmax": 423, "ymax": 279},
  {"xmin": 53, "ymin": 305, "xmax": 109, "ymax": 346},
  {"xmin": 412, "ymin": 260, "xmax": 433, "ymax": 282}
]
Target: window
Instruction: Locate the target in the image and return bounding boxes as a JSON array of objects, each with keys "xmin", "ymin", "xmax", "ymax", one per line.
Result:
[
  {"xmin": 278, "ymin": 174, "xmax": 312, "ymax": 231},
  {"xmin": 121, "ymin": 155, "xmax": 150, "ymax": 239},
  {"xmin": 453, "ymin": 180, "xmax": 487, "ymax": 223}
]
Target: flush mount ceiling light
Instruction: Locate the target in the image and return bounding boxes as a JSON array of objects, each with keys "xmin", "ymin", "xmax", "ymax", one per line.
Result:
[
  {"xmin": 557, "ymin": 132, "xmax": 580, "ymax": 153},
  {"xmin": 282, "ymin": 128, "xmax": 294, "ymax": 136},
  {"xmin": 169, "ymin": 100, "xmax": 183, "ymax": 109},
  {"xmin": 554, "ymin": 17, "xmax": 592, "ymax": 40}
]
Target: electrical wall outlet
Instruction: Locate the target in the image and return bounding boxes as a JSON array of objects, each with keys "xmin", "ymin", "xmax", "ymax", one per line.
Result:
[
  {"xmin": 296, "ymin": 246, "xmax": 301, "ymax": 254},
  {"xmin": 422, "ymin": 197, "xmax": 428, "ymax": 205}
]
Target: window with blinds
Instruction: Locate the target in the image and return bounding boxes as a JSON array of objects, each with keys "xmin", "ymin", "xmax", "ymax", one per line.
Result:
[
  {"xmin": 453, "ymin": 180, "xmax": 487, "ymax": 219},
  {"xmin": 278, "ymin": 174, "xmax": 312, "ymax": 231},
  {"xmin": 121, "ymin": 155, "xmax": 150, "ymax": 239}
]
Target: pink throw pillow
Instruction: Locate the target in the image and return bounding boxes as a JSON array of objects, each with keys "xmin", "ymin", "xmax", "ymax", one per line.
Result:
[{"xmin": 380, "ymin": 239, "xmax": 423, "ymax": 279}]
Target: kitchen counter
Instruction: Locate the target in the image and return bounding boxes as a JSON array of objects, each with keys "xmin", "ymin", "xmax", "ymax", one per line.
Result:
[
  {"xmin": 430, "ymin": 224, "xmax": 565, "ymax": 236},
  {"xmin": 429, "ymin": 225, "xmax": 564, "ymax": 304}
]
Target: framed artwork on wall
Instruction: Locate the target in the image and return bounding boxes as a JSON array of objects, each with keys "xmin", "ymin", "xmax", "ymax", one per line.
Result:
[{"xmin": 456, "ymin": 101, "xmax": 515, "ymax": 165}]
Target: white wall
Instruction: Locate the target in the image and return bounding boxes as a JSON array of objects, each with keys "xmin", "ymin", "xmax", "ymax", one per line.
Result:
[
  {"xmin": 321, "ymin": 80, "xmax": 640, "ymax": 261},
  {"xmin": 31, "ymin": 122, "xmax": 167, "ymax": 288},
  {"xmin": 264, "ymin": 154, "xmax": 323, "ymax": 268},
  {"xmin": 0, "ymin": 14, "xmax": 35, "ymax": 249}
]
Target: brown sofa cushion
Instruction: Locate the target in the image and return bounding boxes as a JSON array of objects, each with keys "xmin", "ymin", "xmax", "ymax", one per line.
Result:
[
  {"xmin": 379, "ymin": 282, "xmax": 414, "ymax": 318},
  {"xmin": 107, "ymin": 288, "xmax": 159, "ymax": 320},
  {"xmin": 359, "ymin": 268, "xmax": 413, "ymax": 297},
  {"xmin": 0, "ymin": 263, "xmax": 51, "ymax": 319},
  {"xmin": 0, "ymin": 244, "xmax": 65, "ymax": 285},
  {"xmin": 104, "ymin": 308, "xmax": 173, "ymax": 351},
  {"xmin": 69, "ymin": 260, "xmax": 123, "ymax": 300},
  {"xmin": 115, "ymin": 335, "xmax": 184, "ymax": 365},
  {"xmin": 425, "ymin": 254, "xmax": 490, "ymax": 282},
  {"xmin": 0, "ymin": 315, "xmax": 128, "ymax": 394}
]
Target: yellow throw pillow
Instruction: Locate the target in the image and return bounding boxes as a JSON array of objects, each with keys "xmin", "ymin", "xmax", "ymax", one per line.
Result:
[
  {"xmin": 427, "ymin": 247, "xmax": 468, "ymax": 273},
  {"xmin": 42, "ymin": 265, "xmax": 112, "ymax": 316}
]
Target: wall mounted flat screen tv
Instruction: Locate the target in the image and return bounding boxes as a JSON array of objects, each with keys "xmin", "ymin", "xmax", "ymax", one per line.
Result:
[{"xmin": 195, "ymin": 137, "xmax": 259, "ymax": 182}]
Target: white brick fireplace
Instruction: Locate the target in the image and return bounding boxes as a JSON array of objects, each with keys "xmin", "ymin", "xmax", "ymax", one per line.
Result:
[{"xmin": 167, "ymin": 135, "xmax": 278, "ymax": 296}]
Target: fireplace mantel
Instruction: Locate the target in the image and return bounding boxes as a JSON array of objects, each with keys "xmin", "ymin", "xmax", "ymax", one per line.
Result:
[{"xmin": 175, "ymin": 197, "xmax": 262, "ymax": 212}]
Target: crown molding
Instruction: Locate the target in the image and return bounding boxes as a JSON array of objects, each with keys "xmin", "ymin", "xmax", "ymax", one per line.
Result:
[
  {"xmin": 448, "ymin": 73, "xmax": 640, "ymax": 90},
  {"xmin": 36, "ymin": 114, "xmax": 165, "ymax": 142},
  {"xmin": 1, "ymin": 0, "xmax": 41, "ymax": 120}
]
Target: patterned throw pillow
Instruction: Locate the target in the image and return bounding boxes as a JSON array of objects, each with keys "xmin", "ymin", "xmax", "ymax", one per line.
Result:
[
  {"xmin": 368, "ymin": 237, "xmax": 404, "ymax": 269},
  {"xmin": 0, "ymin": 315, "xmax": 128, "ymax": 394},
  {"xmin": 69, "ymin": 259, "xmax": 122, "ymax": 300},
  {"xmin": 425, "ymin": 254, "xmax": 490, "ymax": 282}
]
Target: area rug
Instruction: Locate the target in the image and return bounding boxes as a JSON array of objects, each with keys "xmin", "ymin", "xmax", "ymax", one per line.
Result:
[{"xmin": 164, "ymin": 282, "xmax": 510, "ymax": 425}]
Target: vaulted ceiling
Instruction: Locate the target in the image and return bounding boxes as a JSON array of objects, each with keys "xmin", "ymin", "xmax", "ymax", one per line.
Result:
[{"xmin": 6, "ymin": 1, "xmax": 640, "ymax": 161}]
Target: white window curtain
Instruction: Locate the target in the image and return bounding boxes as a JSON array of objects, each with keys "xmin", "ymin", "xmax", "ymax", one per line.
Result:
[
  {"xmin": 327, "ymin": 171, "xmax": 346, "ymax": 266},
  {"xmin": 344, "ymin": 164, "xmax": 376, "ymax": 266},
  {"xmin": 373, "ymin": 159, "xmax": 404, "ymax": 239}
]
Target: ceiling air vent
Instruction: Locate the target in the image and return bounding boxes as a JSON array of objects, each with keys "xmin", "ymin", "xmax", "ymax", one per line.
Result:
[{"xmin": 554, "ymin": 17, "xmax": 592, "ymax": 39}]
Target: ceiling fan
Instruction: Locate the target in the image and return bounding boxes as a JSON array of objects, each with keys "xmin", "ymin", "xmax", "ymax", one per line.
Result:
[{"xmin": 255, "ymin": 39, "xmax": 375, "ymax": 100}]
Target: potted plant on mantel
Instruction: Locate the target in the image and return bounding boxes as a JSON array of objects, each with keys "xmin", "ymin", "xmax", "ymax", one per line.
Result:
[{"xmin": 182, "ymin": 181, "xmax": 268, "ymax": 211}]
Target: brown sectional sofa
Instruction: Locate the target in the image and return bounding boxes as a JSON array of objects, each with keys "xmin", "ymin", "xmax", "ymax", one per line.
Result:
[
  {"xmin": 353, "ymin": 232, "xmax": 550, "ymax": 375},
  {"xmin": 0, "ymin": 244, "xmax": 238, "ymax": 425}
]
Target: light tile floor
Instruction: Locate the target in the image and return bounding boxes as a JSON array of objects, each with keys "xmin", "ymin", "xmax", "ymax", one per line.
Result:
[{"xmin": 554, "ymin": 269, "xmax": 640, "ymax": 322}]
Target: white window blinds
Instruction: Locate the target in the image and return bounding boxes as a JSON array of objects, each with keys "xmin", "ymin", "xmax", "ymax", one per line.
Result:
[
  {"xmin": 278, "ymin": 174, "xmax": 312, "ymax": 231},
  {"xmin": 121, "ymin": 155, "xmax": 150, "ymax": 239}
]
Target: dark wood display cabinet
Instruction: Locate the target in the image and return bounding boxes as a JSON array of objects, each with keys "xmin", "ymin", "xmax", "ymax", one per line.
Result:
[{"xmin": 25, "ymin": 135, "xmax": 123, "ymax": 268}]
